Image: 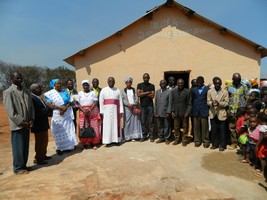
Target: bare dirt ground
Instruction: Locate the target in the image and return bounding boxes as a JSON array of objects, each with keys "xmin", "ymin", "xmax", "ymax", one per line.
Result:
[{"xmin": 0, "ymin": 103, "xmax": 267, "ymax": 200}]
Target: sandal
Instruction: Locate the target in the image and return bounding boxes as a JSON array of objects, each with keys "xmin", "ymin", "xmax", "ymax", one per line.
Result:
[
  {"xmin": 14, "ymin": 170, "xmax": 29, "ymax": 175},
  {"xmin": 255, "ymin": 172, "xmax": 263, "ymax": 177}
]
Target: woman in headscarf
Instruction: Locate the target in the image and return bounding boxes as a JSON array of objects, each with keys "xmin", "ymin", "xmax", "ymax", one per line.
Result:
[
  {"xmin": 121, "ymin": 76, "xmax": 142, "ymax": 141},
  {"xmin": 44, "ymin": 79, "xmax": 77, "ymax": 155},
  {"xmin": 78, "ymin": 80, "xmax": 102, "ymax": 150}
]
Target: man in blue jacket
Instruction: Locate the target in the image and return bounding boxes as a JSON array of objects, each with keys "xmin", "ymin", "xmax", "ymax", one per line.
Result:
[{"xmin": 191, "ymin": 76, "xmax": 210, "ymax": 148}]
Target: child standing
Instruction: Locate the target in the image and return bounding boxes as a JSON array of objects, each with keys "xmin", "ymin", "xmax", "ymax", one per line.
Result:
[
  {"xmin": 243, "ymin": 116, "xmax": 260, "ymax": 164},
  {"xmin": 236, "ymin": 107, "xmax": 247, "ymax": 138},
  {"xmin": 255, "ymin": 112, "xmax": 267, "ymax": 182},
  {"xmin": 235, "ymin": 107, "xmax": 248, "ymax": 160}
]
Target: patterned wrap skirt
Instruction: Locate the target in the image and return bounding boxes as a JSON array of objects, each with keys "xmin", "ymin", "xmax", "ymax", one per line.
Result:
[{"xmin": 79, "ymin": 105, "xmax": 102, "ymax": 145}]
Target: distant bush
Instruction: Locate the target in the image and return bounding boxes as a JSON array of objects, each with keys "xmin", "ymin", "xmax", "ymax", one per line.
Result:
[{"xmin": 0, "ymin": 60, "xmax": 76, "ymax": 92}]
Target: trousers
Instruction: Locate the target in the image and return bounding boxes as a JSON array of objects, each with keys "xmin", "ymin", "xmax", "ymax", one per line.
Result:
[
  {"xmin": 34, "ymin": 130, "xmax": 48, "ymax": 161},
  {"xmin": 11, "ymin": 128, "xmax": 30, "ymax": 173},
  {"xmin": 193, "ymin": 114, "xmax": 210, "ymax": 145},
  {"xmin": 210, "ymin": 116, "xmax": 226, "ymax": 148},
  {"xmin": 157, "ymin": 117, "xmax": 170, "ymax": 140},
  {"xmin": 174, "ymin": 116, "xmax": 189, "ymax": 143},
  {"xmin": 141, "ymin": 106, "xmax": 154, "ymax": 139}
]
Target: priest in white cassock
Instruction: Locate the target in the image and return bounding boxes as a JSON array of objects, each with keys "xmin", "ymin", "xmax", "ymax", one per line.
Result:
[{"xmin": 99, "ymin": 77, "xmax": 124, "ymax": 145}]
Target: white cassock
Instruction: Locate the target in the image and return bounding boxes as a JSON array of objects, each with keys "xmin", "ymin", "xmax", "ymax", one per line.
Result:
[{"xmin": 99, "ymin": 86, "xmax": 124, "ymax": 144}]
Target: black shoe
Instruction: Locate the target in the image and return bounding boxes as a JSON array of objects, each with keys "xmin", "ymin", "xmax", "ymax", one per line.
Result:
[
  {"xmin": 182, "ymin": 142, "xmax": 187, "ymax": 147},
  {"xmin": 45, "ymin": 156, "xmax": 52, "ymax": 160},
  {"xmin": 25, "ymin": 166, "xmax": 32, "ymax": 171},
  {"xmin": 203, "ymin": 144, "xmax": 210, "ymax": 148},
  {"xmin": 210, "ymin": 146, "xmax": 217, "ymax": 150},
  {"xmin": 195, "ymin": 143, "xmax": 201, "ymax": 147},
  {"xmin": 156, "ymin": 139, "xmax": 164, "ymax": 143},
  {"xmin": 105, "ymin": 144, "xmax": 112, "ymax": 147},
  {"xmin": 172, "ymin": 140, "xmax": 179, "ymax": 145},
  {"xmin": 140, "ymin": 137, "xmax": 148, "ymax": 142},
  {"xmin": 33, "ymin": 160, "xmax": 48, "ymax": 165},
  {"xmin": 165, "ymin": 140, "xmax": 170, "ymax": 145},
  {"xmin": 150, "ymin": 138, "xmax": 155, "ymax": 142},
  {"xmin": 56, "ymin": 150, "xmax": 63, "ymax": 155},
  {"xmin": 219, "ymin": 147, "xmax": 225, "ymax": 151}
]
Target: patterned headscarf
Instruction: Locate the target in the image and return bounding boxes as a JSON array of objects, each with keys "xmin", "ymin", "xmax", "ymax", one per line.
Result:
[
  {"xmin": 249, "ymin": 79, "xmax": 258, "ymax": 88},
  {"xmin": 49, "ymin": 79, "xmax": 59, "ymax": 89}
]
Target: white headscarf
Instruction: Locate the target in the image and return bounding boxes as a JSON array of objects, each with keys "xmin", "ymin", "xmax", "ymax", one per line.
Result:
[{"xmin": 82, "ymin": 80, "xmax": 90, "ymax": 86}]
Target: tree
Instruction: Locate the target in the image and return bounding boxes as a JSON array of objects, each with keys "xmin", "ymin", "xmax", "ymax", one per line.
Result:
[
  {"xmin": 0, "ymin": 60, "xmax": 16, "ymax": 89},
  {"xmin": 44, "ymin": 66, "xmax": 76, "ymax": 91},
  {"xmin": 0, "ymin": 60, "xmax": 76, "ymax": 93}
]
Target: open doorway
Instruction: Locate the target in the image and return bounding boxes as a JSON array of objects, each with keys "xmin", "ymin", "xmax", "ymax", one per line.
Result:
[{"xmin": 164, "ymin": 71, "xmax": 191, "ymax": 88}]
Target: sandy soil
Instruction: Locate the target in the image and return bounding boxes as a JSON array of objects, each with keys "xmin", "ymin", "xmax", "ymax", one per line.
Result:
[{"xmin": 0, "ymin": 103, "xmax": 267, "ymax": 200}]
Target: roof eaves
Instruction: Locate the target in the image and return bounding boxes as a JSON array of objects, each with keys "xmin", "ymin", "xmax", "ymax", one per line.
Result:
[
  {"xmin": 63, "ymin": 4, "xmax": 165, "ymax": 67},
  {"xmin": 63, "ymin": 0, "xmax": 267, "ymax": 67},
  {"xmin": 171, "ymin": 1, "xmax": 267, "ymax": 58}
]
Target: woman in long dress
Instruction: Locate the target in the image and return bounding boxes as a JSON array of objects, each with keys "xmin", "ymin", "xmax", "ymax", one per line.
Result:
[
  {"xmin": 44, "ymin": 79, "xmax": 77, "ymax": 155},
  {"xmin": 78, "ymin": 80, "xmax": 102, "ymax": 150},
  {"xmin": 121, "ymin": 77, "xmax": 142, "ymax": 141}
]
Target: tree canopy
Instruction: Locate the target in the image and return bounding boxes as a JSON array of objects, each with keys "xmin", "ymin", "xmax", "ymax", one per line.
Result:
[{"xmin": 0, "ymin": 60, "xmax": 76, "ymax": 92}]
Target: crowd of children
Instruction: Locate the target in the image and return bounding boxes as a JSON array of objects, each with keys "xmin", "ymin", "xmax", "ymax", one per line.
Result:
[{"xmin": 234, "ymin": 86, "xmax": 267, "ymax": 182}]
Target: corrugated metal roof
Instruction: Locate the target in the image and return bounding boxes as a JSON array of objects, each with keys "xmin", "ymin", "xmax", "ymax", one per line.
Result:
[{"xmin": 64, "ymin": 0, "xmax": 267, "ymax": 67}]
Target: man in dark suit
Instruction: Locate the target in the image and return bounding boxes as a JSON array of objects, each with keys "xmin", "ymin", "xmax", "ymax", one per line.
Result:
[
  {"xmin": 3, "ymin": 72, "xmax": 35, "ymax": 174},
  {"xmin": 166, "ymin": 76, "xmax": 177, "ymax": 141},
  {"xmin": 170, "ymin": 79, "xmax": 192, "ymax": 146},
  {"xmin": 30, "ymin": 84, "xmax": 53, "ymax": 165},
  {"xmin": 191, "ymin": 76, "xmax": 210, "ymax": 148},
  {"xmin": 154, "ymin": 80, "xmax": 172, "ymax": 144},
  {"xmin": 189, "ymin": 79, "xmax": 197, "ymax": 139}
]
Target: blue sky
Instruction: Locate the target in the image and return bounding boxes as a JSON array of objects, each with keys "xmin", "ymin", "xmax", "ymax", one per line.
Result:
[{"xmin": 0, "ymin": 0, "xmax": 266, "ymax": 77}]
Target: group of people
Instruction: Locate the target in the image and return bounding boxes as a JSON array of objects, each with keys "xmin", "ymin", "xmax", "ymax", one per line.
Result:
[
  {"xmin": 3, "ymin": 72, "xmax": 102, "ymax": 174},
  {"xmin": 2, "ymin": 71, "xmax": 267, "ymax": 183}
]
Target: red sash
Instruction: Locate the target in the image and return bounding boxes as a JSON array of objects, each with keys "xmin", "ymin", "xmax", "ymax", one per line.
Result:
[{"xmin": 103, "ymin": 99, "xmax": 120, "ymax": 137}]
